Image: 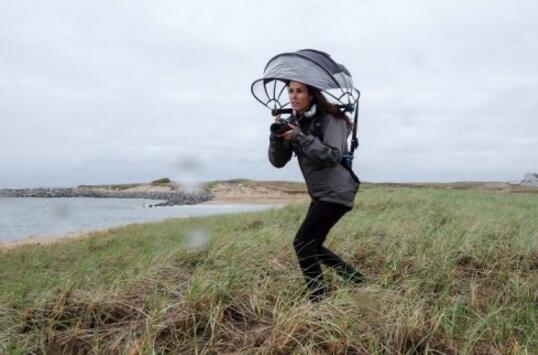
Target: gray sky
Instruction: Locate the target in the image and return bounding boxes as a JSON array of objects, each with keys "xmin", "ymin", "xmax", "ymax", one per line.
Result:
[{"xmin": 1, "ymin": 0, "xmax": 537, "ymax": 188}]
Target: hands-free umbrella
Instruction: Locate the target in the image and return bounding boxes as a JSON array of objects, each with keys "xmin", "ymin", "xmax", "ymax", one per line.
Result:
[{"xmin": 251, "ymin": 49, "xmax": 361, "ymax": 156}]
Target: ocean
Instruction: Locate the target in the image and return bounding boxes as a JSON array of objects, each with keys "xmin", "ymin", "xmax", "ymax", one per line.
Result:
[{"xmin": 0, "ymin": 197, "xmax": 278, "ymax": 244}]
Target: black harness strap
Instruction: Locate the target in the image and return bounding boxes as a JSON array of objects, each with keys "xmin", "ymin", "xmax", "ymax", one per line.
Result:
[{"xmin": 351, "ymin": 99, "xmax": 359, "ymax": 154}]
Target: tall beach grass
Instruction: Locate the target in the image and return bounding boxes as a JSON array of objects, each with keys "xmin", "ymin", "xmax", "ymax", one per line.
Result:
[{"xmin": 1, "ymin": 185, "xmax": 537, "ymax": 354}]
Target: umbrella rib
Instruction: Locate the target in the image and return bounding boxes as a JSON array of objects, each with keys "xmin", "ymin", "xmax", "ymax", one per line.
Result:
[
  {"xmin": 263, "ymin": 81, "xmax": 271, "ymax": 105},
  {"xmin": 276, "ymin": 80, "xmax": 287, "ymax": 102}
]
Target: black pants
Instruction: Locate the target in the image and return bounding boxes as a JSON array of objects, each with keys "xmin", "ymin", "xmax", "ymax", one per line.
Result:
[{"xmin": 293, "ymin": 200, "xmax": 363, "ymax": 300}]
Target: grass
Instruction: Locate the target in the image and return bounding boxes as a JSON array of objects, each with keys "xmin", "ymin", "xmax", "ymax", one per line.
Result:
[
  {"xmin": 202, "ymin": 179, "xmax": 307, "ymax": 194},
  {"xmin": 77, "ymin": 177, "xmax": 174, "ymax": 190},
  {"xmin": 202, "ymin": 178, "xmax": 259, "ymax": 190},
  {"xmin": 151, "ymin": 178, "xmax": 172, "ymax": 185},
  {"xmin": 77, "ymin": 183, "xmax": 141, "ymax": 191},
  {"xmin": 1, "ymin": 185, "xmax": 537, "ymax": 354}
]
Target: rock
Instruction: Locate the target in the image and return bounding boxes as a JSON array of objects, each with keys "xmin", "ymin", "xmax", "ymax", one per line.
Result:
[{"xmin": 0, "ymin": 188, "xmax": 214, "ymax": 206}]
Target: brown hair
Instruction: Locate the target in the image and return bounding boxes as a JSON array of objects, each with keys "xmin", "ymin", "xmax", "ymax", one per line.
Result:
[{"xmin": 308, "ymin": 86, "xmax": 352, "ymax": 130}]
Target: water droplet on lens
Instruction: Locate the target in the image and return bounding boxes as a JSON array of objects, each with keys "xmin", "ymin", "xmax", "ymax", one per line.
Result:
[
  {"xmin": 185, "ymin": 227, "xmax": 208, "ymax": 249},
  {"xmin": 51, "ymin": 202, "xmax": 70, "ymax": 220}
]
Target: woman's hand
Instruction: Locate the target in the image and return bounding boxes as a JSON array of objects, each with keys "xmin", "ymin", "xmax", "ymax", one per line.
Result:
[{"xmin": 279, "ymin": 123, "xmax": 299, "ymax": 141}]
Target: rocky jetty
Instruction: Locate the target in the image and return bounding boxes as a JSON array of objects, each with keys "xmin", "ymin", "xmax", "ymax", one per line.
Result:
[{"xmin": 0, "ymin": 187, "xmax": 214, "ymax": 206}]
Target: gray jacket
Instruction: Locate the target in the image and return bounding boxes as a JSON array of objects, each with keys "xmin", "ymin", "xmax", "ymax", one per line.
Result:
[{"xmin": 268, "ymin": 111, "xmax": 359, "ymax": 208}]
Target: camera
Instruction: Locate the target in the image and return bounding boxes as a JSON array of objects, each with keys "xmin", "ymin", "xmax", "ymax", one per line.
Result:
[{"xmin": 270, "ymin": 115, "xmax": 298, "ymax": 135}]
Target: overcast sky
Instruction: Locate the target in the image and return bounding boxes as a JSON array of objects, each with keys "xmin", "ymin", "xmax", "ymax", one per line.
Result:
[{"xmin": 1, "ymin": 0, "xmax": 537, "ymax": 188}]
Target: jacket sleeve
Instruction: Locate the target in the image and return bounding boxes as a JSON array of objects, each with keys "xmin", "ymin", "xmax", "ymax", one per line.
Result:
[
  {"xmin": 291, "ymin": 117, "xmax": 347, "ymax": 168},
  {"xmin": 268, "ymin": 133, "xmax": 293, "ymax": 168}
]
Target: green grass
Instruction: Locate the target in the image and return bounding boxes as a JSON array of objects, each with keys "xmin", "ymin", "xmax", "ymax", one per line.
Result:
[
  {"xmin": 202, "ymin": 178, "xmax": 258, "ymax": 190},
  {"xmin": 150, "ymin": 177, "xmax": 172, "ymax": 185},
  {"xmin": 1, "ymin": 186, "xmax": 537, "ymax": 354},
  {"xmin": 77, "ymin": 177, "xmax": 173, "ymax": 190},
  {"xmin": 77, "ymin": 183, "xmax": 141, "ymax": 191}
]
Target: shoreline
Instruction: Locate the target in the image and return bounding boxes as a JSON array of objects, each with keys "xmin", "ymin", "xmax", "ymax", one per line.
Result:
[
  {"xmin": 0, "ymin": 198, "xmax": 297, "ymax": 250},
  {"xmin": 0, "ymin": 228, "xmax": 112, "ymax": 250}
]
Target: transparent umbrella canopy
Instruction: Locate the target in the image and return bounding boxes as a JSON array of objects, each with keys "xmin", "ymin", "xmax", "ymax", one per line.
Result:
[{"xmin": 251, "ymin": 49, "xmax": 360, "ymax": 115}]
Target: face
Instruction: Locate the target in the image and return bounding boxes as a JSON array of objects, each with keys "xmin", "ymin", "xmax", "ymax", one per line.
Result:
[{"xmin": 288, "ymin": 81, "xmax": 313, "ymax": 116}]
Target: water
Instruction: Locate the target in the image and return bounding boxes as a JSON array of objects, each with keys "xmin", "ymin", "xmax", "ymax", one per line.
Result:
[{"xmin": 0, "ymin": 198, "xmax": 279, "ymax": 243}]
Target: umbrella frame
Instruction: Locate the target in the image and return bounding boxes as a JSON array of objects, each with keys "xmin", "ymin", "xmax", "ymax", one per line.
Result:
[{"xmin": 251, "ymin": 51, "xmax": 360, "ymax": 113}]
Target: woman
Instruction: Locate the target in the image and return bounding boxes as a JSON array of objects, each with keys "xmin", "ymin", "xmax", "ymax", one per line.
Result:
[{"xmin": 268, "ymin": 80, "xmax": 364, "ymax": 302}]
